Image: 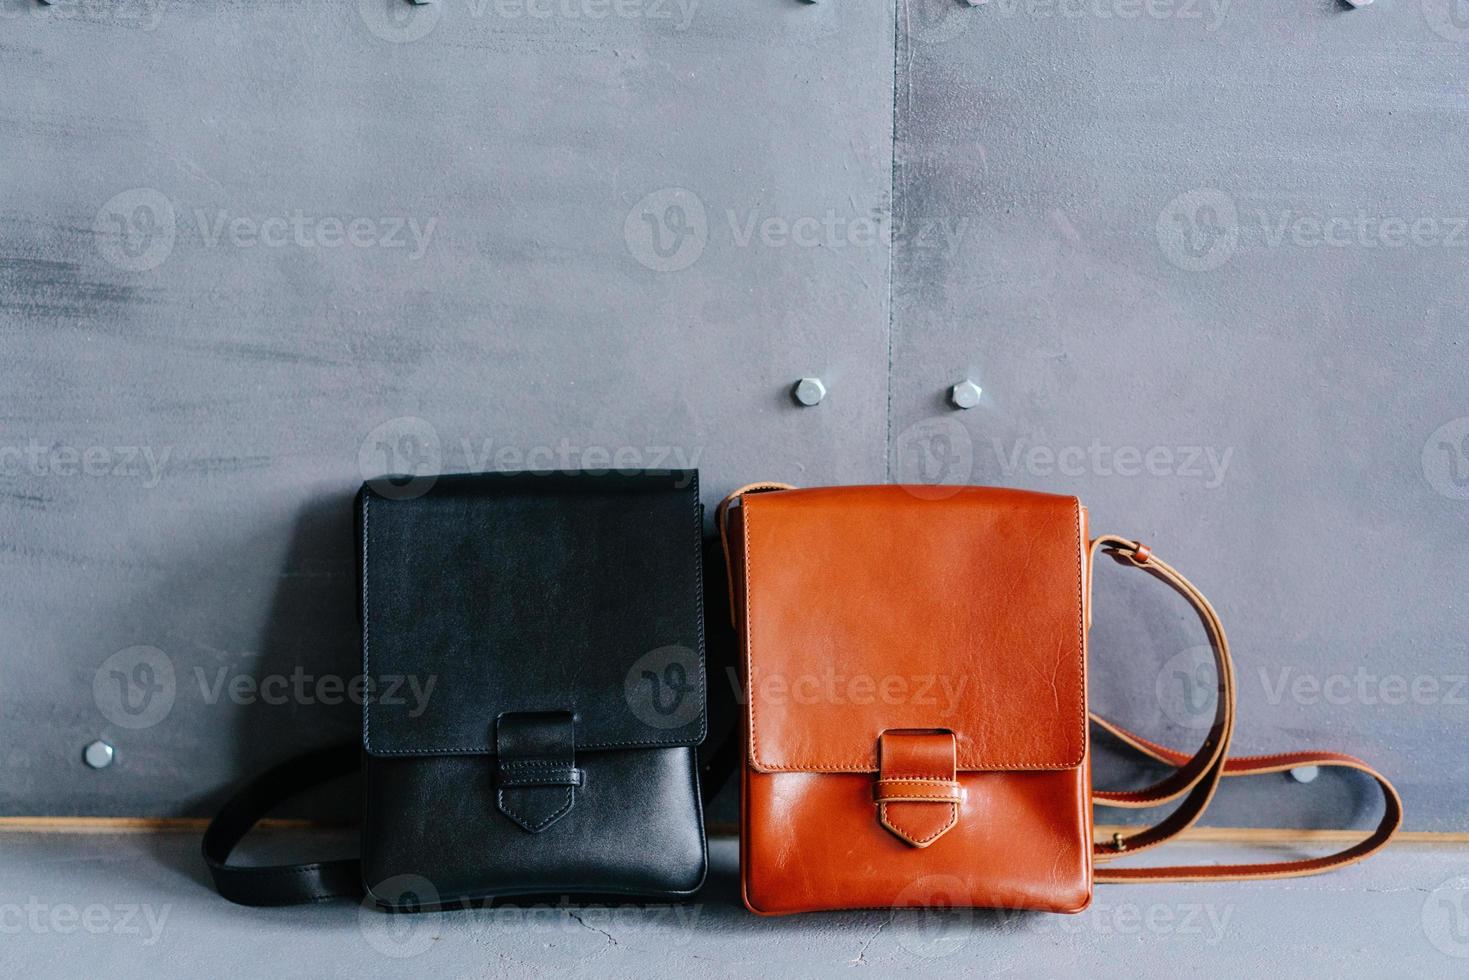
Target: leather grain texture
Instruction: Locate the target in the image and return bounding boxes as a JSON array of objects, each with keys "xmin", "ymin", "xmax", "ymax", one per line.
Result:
[
  {"xmin": 742, "ymin": 766, "xmax": 1091, "ymax": 915},
  {"xmin": 361, "ymin": 471, "xmax": 706, "ymax": 756},
  {"xmin": 357, "ymin": 471, "xmax": 707, "ymax": 907},
  {"xmin": 731, "ymin": 485, "xmax": 1093, "ymax": 914},
  {"xmin": 740, "ymin": 485, "xmax": 1086, "ymax": 773}
]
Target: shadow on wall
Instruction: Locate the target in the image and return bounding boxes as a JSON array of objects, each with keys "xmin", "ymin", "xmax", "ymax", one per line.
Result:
[
  {"xmin": 229, "ymin": 488, "xmax": 363, "ymax": 817},
  {"xmin": 144, "ymin": 489, "xmax": 362, "ymax": 893}
]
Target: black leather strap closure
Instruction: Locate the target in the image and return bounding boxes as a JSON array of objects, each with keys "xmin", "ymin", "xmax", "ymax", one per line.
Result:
[
  {"xmin": 498, "ymin": 764, "xmax": 584, "ymax": 788},
  {"xmin": 495, "ymin": 711, "xmax": 583, "ymax": 833}
]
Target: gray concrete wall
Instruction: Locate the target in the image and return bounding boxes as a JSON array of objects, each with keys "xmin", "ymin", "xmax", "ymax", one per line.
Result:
[
  {"xmin": 0, "ymin": 0, "xmax": 1463, "ymax": 830},
  {"xmin": 889, "ymin": 0, "xmax": 1469, "ymax": 832}
]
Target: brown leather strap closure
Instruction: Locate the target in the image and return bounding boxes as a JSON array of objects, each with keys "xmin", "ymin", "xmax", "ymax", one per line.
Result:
[
  {"xmin": 874, "ymin": 730, "xmax": 961, "ymax": 848},
  {"xmin": 1088, "ymin": 535, "xmax": 1403, "ymax": 882},
  {"xmin": 873, "ymin": 779, "xmax": 965, "ymax": 805}
]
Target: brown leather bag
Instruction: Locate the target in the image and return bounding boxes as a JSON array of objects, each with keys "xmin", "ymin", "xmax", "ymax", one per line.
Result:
[{"xmin": 717, "ymin": 483, "xmax": 1402, "ymax": 915}]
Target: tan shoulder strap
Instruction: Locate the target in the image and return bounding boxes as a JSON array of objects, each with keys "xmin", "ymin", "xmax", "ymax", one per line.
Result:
[
  {"xmin": 716, "ymin": 486, "xmax": 1403, "ymax": 883},
  {"xmin": 1089, "ymin": 534, "xmax": 1402, "ymax": 882}
]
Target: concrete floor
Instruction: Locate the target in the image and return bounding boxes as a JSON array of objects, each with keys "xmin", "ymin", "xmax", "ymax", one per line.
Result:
[{"xmin": 0, "ymin": 831, "xmax": 1465, "ymax": 978}]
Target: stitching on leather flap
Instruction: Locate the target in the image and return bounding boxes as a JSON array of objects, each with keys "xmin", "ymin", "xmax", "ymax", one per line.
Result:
[
  {"xmin": 360, "ymin": 477, "xmax": 709, "ymax": 757},
  {"xmin": 497, "ymin": 785, "xmax": 575, "ymax": 833},
  {"xmin": 877, "ymin": 801, "xmax": 959, "ymax": 847},
  {"xmin": 741, "ymin": 487, "xmax": 1088, "ymax": 774}
]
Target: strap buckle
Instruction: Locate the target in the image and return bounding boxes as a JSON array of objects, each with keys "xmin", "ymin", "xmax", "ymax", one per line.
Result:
[
  {"xmin": 495, "ymin": 711, "xmax": 583, "ymax": 834},
  {"xmin": 874, "ymin": 730, "xmax": 962, "ymax": 848}
]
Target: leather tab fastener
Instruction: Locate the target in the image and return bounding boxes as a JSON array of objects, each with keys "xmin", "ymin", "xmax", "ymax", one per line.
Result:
[
  {"xmin": 875, "ymin": 730, "xmax": 961, "ymax": 848},
  {"xmin": 495, "ymin": 712, "xmax": 583, "ymax": 834}
]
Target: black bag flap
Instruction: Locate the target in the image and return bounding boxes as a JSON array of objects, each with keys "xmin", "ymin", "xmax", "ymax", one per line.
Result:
[{"xmin": 359, "ymin": 471, "xmax": 706, "ymax": 757}]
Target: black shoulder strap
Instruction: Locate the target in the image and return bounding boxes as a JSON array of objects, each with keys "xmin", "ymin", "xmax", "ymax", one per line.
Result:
[{"xmin": 201, "ymin": 744, "xmax": 362, "ymax": 906}]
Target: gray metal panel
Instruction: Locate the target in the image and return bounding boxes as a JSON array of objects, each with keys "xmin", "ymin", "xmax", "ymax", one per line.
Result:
[
  {"xmin": 0, "ymin": 0, "xmax": 894, "ymax": 815},
  {"xmin": 891, "ymin": 0, "xmax": 1467, "ymax": 829}
]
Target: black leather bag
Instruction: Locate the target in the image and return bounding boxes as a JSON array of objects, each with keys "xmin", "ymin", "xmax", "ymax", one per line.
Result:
[{"xmin": 204, "ymin": 470, "xmax": 709, "ymax": 908}]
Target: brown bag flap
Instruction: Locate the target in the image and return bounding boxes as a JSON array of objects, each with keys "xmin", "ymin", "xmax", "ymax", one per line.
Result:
[{"xmin": 738, "ymin": 485, "xmax": 1087, "ymax": 774}]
